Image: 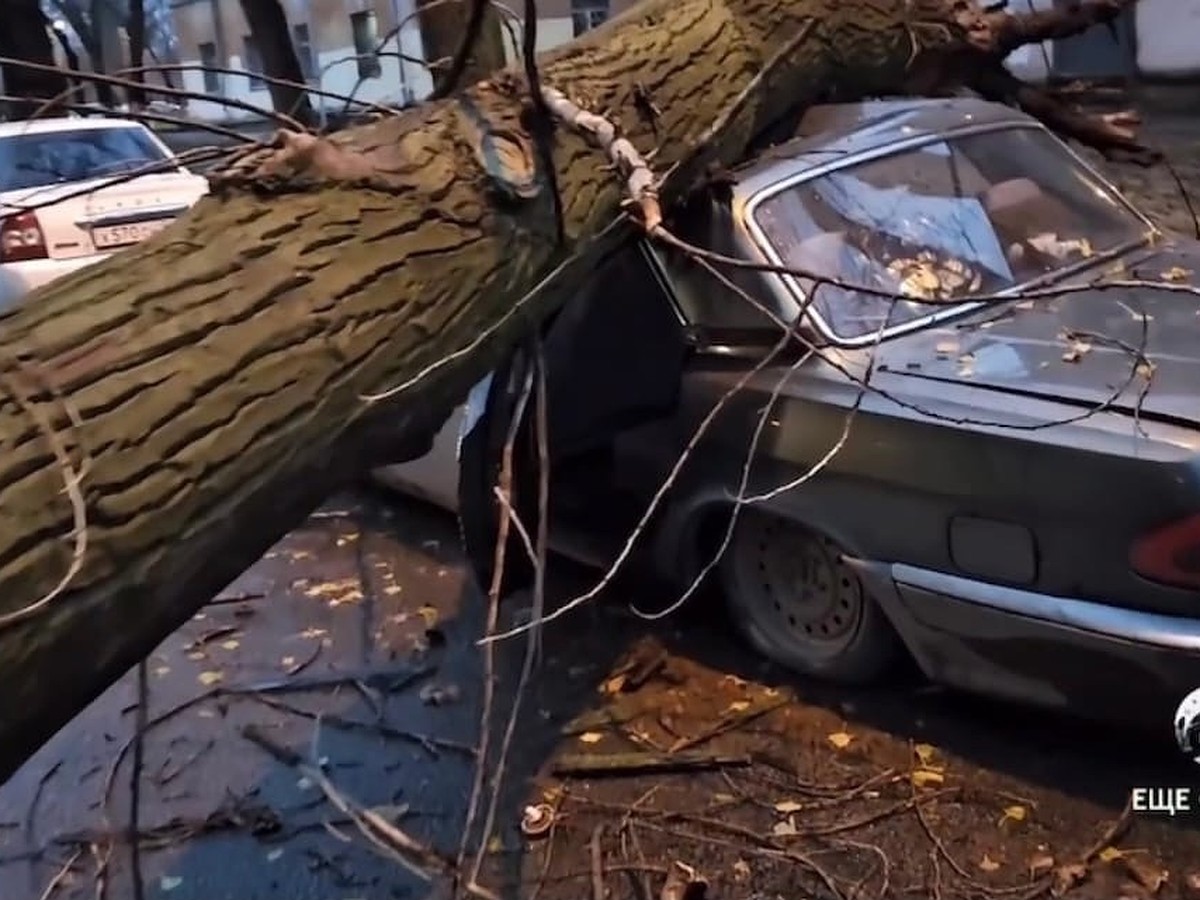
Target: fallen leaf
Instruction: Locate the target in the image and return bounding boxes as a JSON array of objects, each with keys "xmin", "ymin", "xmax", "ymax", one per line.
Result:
[
  {"xmin": 1062, "ymin": 340, "xmax": 1092, "ymax": 363},
  {"xmin": 827, "ymin": 732, "xmax": 853, "ymax": 750},
  {"xmin": 1100, "ymin": 847, "xmax": 1125, "ymax": 863},
  {"xmin": 979, "ymin": 854, "xmax": 1001, "ymax": 872},
  {"xmin": 1182, "ymin": 871, "xmax": 1200, "ymax": 900},
  {"xmin": 935, "ymin": 340, "xmax": 958, "ymax": 357},
  {"xmin": 579, "ymin": 732, "xmax": 604, "ymax": 744},
  {"xmin": 732, "ymin": 859, "xmax": 751, "ymax": 881},
  {"xmin": 999, "ymin": 805, "xmax": 1027, "ymax": 827},
  {"xmin": 266, "ymin": 848, "xmax": 284, "ymax": 862},
  {"xmin": 602, "ymin": 675, "xmax": 627, "ymax": 695},
  {"xmin": 1015, "ymin": 299, "xmax": 1036, "ymax": 311},
  {"xmin": 1030, "ymin": 853, "xmax": 1056, "ymax": 878},
  {"xmin": 160, "ymin": 876, "xmax": 183, "ymax": 891},
  {"xmin": 957, "ymin": 353, "xmax": 975, "ymax": 377},
  {"xmin": 280, "ymin": 656, "xmax": 295, "ymax": 667},
  {"xmin": 220, "ymin": 639, "xmax": 240, "ymax": 651},
  {"xmin": 299, "ymin": 627, "xmax": 327, "ymax": 640},
  {"xmin": 1162, "ymin": 266, "xmax": 1192, "ymax": 282},
  {"xmin": 417, "ymin": 605, "xmax": 439, "ymax": 628},
  {"xmin": 186, "ymin": 651, "xmax": 207, "ymax": 662},
  {"xmin": 914, "ymin": 743, "xmax": 937, "ymax": 766},
  {"xmin": 1052, "ymin": 863, "xmax": 1089, "ymax": 897},
  {"xmin": 197, "ymin": 671, "xmax": 223, "ymax": 687},
  {"xmin": 487, "ymin": 835, "xmax": 504, "ymax": 854},
  {"xmin": 774, "ymin": 800, "xmax": 803, "ymax": 814},
  {"xmin": 772, "ymin": 816, "xmax": 799, "ymax": 837},
  {"xmin": 727, "ymin": 700, "xmax": 751, "ymax": 713},
  {"xmin": 911, "ymin": 768, "xmax": 944, "ymax": 788},
  {"xmin": 1121, "ymin": 855, "xmax": 1168, "ymax": 893},
  {"xmin": 153, "ymin": 666, "xmax": 171, "ymax": 677},
  {"xmin": 711, "ymin": 793, "xmax": 737, "ymax": 805},
  {"xmin": 1136, "ymin": 360, "xmax": 1156, "ymax": 380}
]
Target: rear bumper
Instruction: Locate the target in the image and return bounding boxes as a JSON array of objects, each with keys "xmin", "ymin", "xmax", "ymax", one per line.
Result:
[
  {"xmin": 0, "ymin": 255, "xmax": 108, "ymax": 309},
  {"xmin": 849, "ymin": 560, "xmax": 1200, "ymax": 729}
]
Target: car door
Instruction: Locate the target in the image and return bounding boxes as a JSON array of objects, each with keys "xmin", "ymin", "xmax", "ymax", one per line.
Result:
[{"xmin": 457, "ymin": 236, "xmax": 693, "ymax": 596}]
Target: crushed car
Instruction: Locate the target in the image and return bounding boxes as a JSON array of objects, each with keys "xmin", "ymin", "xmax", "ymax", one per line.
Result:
[{"xmin": 377, "ymin": 96, "xmax": 1200, "ymax": 728}]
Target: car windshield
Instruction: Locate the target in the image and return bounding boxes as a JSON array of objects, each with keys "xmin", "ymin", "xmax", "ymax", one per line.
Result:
[
  {"xmin": 752, "ymin": 126, "xmax": 1150, "ymax": 341},
  {"xmin": 0, "ymin": 126, "xmax": 174, "ymax": 193}
]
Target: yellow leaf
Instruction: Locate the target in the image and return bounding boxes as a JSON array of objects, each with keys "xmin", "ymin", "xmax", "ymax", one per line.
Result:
[
  {"xmin": 771, "ymin": 816, "xmax": 799, "ymax": 837},
  {"xmin": 1098, "ymin": 847, "xmax": 1124, "ymax": 863},
  {"xmin": 712, "ymin": 793, "xmax": 737, "ymax": 805},
  {"xmin": 197, "ymin": 671, "xmax": 223, "ymax": 686},
  {"xmin": 827, "ymin": 732, "xmax": 853, "ymax": 750},
  {"xmin": 774, "ymin": 800, "xmax": 803, "ymax": 814},
  {"xmin": 1163, "ymin": 266, "xmax": 1192, "ymax": 282},
  {"xmin": 911, "ymin": 768, "xmax": 944, "ymax": 788},
  {"xmin": 914, "ymin": 743, "xmax": 937, "ymax": 766},
  {"xmin": 602, "ymin": 675, "xmax": 626, "ymax": 695},
  {"xmin": 487, "ymin": 835, "xmax": 504, "ymax": 854},
  {"xmin": 417, "ymin": 605, "xmax": 439, "ymax": 628},
  {"xmin": 732, "ymin": 859, "xmax": 751, "ymax": 881},
  {"xmin": 220, "ymin": 639, "xmax": 240, "ymax": 651},
  {"xmin": 727, "ymin": 700, "xmax": 751, "ymax": 713},
  {"xmin": 579, "ymin": 732, "xmax": 604, "ymax": 744},
  {"xmin": 1000, "ymin": 805, "xmax": 1027, "ymax": 826},
  {"xmin": 979, "ymin": 854, "xmax": 1001, "ymax": 873}
]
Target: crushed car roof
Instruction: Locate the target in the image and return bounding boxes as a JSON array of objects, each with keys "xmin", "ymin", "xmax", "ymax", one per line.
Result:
[{"xmin": 730, "ymin": 96, "xmax": 1041, "ymax": 199}]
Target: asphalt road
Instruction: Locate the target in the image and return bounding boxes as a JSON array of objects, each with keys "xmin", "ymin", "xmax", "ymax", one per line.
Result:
[
  {"xmin": 2, "ymin": 112, "xmax": 1200, "ymax": 900},
  {"xmin": 2, "ymin": 486, "xmax": 1199, "ymax": 900}
]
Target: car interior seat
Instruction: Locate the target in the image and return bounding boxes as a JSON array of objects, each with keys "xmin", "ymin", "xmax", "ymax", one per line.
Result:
[
  {"xmin": 786, "ymin": 230, "xmax": 851, "ymax": 278},
  {"xmin": 982, "ymin": 178, "xmax": 1076, "ymax": 237}
]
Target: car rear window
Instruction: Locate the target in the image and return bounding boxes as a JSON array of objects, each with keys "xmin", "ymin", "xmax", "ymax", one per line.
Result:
[{"xmin": 0, "ymin": 126, "xmax": 175, "ymax": 192}]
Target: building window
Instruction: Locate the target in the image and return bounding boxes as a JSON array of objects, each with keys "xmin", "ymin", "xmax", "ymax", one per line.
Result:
[
  {"xmin": 198, "ymin": 41, "xmax": 220, "ymax": 93},
  {"xmin": 350, "ymin": 10, "xmax": 381, "ymax": 79},
  {"xmin": 571, "ymin": 0, "xmax": 609, "ymax": 36},
  {"xmin": 292, "ymin": 23, "xmax": 316, "ymax": 82},
  {"xmin": 242, "ymin": 35, "xmax": 265, "ymax": 91}
]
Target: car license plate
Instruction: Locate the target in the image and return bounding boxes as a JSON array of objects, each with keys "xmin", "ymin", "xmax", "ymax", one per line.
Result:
[{"xmin": 91, "ymin": 218, "xmax": 173, "ymax": 249}]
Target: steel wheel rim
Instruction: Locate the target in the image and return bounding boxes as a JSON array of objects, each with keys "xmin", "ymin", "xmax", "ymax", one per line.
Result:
[{"xmin": 728, "ymin": 513, "xmax": 864, "ymax": 657}]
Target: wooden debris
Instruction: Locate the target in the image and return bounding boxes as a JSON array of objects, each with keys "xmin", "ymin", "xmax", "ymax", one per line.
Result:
[{"xmin": 551, "ymin": 751, "xmax": 751, "ymax": 778}]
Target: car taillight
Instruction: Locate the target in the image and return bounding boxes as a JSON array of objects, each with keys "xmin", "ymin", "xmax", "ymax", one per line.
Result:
[
  {"xmin": 0, "ymin": 210, "xmax": 48, "ymax": 262},
  {"xmin": 1131, "ymin": 514, "xmax": 1200, "ymax": 590}
]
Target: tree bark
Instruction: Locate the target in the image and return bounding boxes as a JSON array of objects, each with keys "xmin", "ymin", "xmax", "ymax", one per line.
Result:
[
  {"xmin": 238, "ymin": 0, "xmax": 318, "ymax": 128},
  {"xmin": 417, "ymin": 0, "xmax": 508, "ymax": 90},
  {"xmin": 0, "ymin": 0, "xmax": 70, "ymax": 119},
  {"xmin": 0, "ymin": 0, "xmax": 1147, "ymax": 781}
]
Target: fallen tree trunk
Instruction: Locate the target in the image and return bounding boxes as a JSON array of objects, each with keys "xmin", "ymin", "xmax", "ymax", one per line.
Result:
[{"xmin": 0, "ymin": 0, "xmax": 1151, "ymax": 780}]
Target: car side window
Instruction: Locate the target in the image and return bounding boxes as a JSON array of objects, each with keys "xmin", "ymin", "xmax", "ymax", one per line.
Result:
[{"xmin": 652, "ymin": 196, "xmax": 782, "ymax": 334}]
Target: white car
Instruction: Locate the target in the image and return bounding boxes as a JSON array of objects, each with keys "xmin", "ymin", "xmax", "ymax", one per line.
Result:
[{"xmin": 0, "ymin": 116, "xmax": 209, "ymax": 308}]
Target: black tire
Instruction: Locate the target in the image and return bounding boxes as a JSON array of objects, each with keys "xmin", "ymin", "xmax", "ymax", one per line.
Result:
[{"xmin": 719, "ymin": 509, "xmax": 900, "ymax": 684}]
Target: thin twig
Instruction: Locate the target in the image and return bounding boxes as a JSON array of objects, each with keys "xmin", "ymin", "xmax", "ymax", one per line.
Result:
[{"xmin": 129, "ymin": 662, "xmax": 148, "ymax": 900}]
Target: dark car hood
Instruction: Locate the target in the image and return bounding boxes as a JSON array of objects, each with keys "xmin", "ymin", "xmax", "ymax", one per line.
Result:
[{"xmin": 875, "ymin": 240, "xmax": 1200, "ymax": 428}]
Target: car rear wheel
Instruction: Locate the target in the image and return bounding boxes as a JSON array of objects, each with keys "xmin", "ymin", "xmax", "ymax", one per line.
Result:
[{"xmin": 720, "ymin": 509, "xmax": 899, "ymax": 684}]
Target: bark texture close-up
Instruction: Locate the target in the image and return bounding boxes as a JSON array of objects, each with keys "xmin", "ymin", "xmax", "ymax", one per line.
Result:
[{"xmin": 0, "ymin": 0, "xmax": 1153, "ymax": 781}]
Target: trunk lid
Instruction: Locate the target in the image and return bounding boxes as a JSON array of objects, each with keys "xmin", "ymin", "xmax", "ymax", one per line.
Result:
[{"xmin": 0, "ymin": 172, "xmax": 208, "ymax": 261}]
